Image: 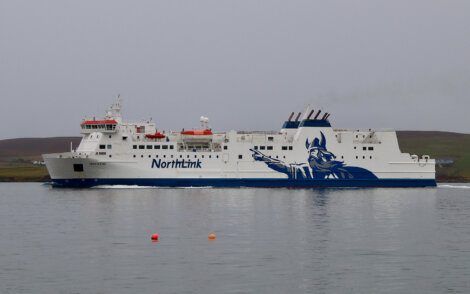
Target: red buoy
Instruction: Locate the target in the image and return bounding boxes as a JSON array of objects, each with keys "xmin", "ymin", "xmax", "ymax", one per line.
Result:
[
  {"xmin": 151, "ymin": 233, "xmax": 159, "ymax": 241},
  {"xmin": 208, "ymin": 232, "xmax": 216, "ymax": 240}
]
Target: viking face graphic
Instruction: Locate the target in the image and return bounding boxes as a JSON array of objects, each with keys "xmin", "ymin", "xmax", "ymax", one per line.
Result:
[
  {"xmin": 251, "ymin": 131, "xmax": 378, "ymax": 180},
  {"xmin": 306, "ymin": 132, "xmax": 337, "ymax": 171}
]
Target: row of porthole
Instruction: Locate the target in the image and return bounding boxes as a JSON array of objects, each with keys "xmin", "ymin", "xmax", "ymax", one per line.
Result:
[
  {"xmin": 355, "ymin": 155, "xmax": 373, "ymax": 159},
  {"xmin": 133, "ymin": 145, "xmax": 174, "ymax": 150},
  {"xmin": 131, "ymin": 154, "xmax": 289, "ymax": 160},
  {"xmin": 354, "ymin": 146, "xmax": 375, "ymax": 151}
]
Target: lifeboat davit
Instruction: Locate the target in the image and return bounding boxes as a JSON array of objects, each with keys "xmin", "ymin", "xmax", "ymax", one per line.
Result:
[{"xmin": 145, "ymin": 132, "xmax": 166, "ymax": 139}]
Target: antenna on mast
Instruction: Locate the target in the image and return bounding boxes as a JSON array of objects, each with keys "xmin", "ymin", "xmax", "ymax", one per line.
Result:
[{"xmin": 105, "ymin": 94, "xmax": 123, "ymax": 122}]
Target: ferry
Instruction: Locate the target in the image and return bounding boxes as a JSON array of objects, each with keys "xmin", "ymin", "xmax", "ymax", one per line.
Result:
[{"xmin": 43, "ymin": 98, "xmax": 436, "ymax": 187}]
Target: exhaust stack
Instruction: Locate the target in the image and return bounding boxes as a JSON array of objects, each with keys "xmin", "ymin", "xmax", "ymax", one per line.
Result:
[
  {"xmin": 307, "ymin": 109, "xmax": 315, "ymax": 120},
  {"xmin": 313, "ymin": 110, "xmax": 322, "ymax": 120},
  {"xmin": 287, "ymin": 112, "xmax": 295, "ymax": 121},
  {"xmin": 294, "ymin": 112, "xmax": 302, "ymax": 122}
]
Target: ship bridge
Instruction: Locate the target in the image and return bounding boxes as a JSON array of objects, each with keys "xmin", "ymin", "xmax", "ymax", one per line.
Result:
[{"xmin": 80, "ymin": 119, "xmax": 118, "ymax": 133}]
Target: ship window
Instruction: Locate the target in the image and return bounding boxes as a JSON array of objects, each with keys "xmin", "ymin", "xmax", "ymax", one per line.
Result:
[
  {"xmin": 363, "ymin": 147, "xmax": 367, "ymax": 151},
  {"xmin": 73, "ymin": 164, "xmax": 84, "ymax": 172},
  {"xmin": 238, "ymin": 155, "xmax": 242, "ymax": 159},
  {"xmin": 354, "ymin": 146, "xmax": 357, "ymax": 150},
  {"xmin": 209, "ymin": 155, "xmax": 212, "ymax": 158},
  {"xmin": 122, "ymin": 136, "xmax": 127, "ymax": 140},
  {"xmin": 141, "ymin": 155, "xmax": 144, "ymax": 158},
  {"xmin": 187, "ymin": 155, "xmax": 190, "ymax": 158},
  {"xmin": 162, "ymin": 145, "xmax": 168, "ymax": 150},
  {"xmin": 370, "ymin": 156, "xmax": 372, "ymax": 159},
  {"xmin": 356, "ymin": 156, "xmax": 358, "ymax": 159},
  {"xmin": 171, "ymin": 155, "xmax": 174, "ymax": 158},
  {"xmin": 146, "ymin": 145, "xmax": 152, "ymax": 149},
  {"xmin": 216, "ymin": 155, "xmax": 219, "ymax": 158},
  {"xmin": 276, "ymin": 156, "xmax": 278, "ymax": 159},
  {"xmin": 283, "ymin": 156, "xmax": 286, "ymax": 159},
  {"xmin": 202, "ymin": 155, "xmax": 205, "ymax": 158},
  {"xmin": 107, "ymin": 145, "xmax": 112, "ymax": 149},
  {"xmin": 180, "ymin": 155, "xmax": 183, "ymax": 158},
  {"xmin": 341, "ymin": 156, "xmax": 344, "ymax": 159},
  {"xmin": 163, "ymin": 155, "xmax": 166, "ymax": 158},
  {"xmin": 260, "ymin": 146, "xmax": 265, "ymax": 150},
  {"xmin": 155, "ymin": 145, "xmax": 160, "ymax": 149},
  {"xmin": 363, "ymin": 156, "xmax": 365, "ymax": 159},
  {"xmin": 224, "ymin": 146, "xmax": 228, "ymax": 150},
  {"xmin": 156, "ymin": 155, "xmax": 158, "ymax": 158},
  {"xmin": 282, "ymin": 146, "xmax": 287, "ymax": 150},
  {"xmin": 267, "ymin": 146, "xmax": 273, "ymax": 150},
  {"xmin": 170, "ymin": 145, "xmax": 174, "ymax": 150},
  {"xmin": 194, "ymin": 155, "xmax": 197, "ymax": 158},
  {"xmin": 99, "ymin": 145, "xmax": 106, "ymax": 149},
  {"xmin": 109, "ymin": 135, "xmax": 112, "ymax": 139},
  {"xmin": 268, "ymin": 136, "xmax": 274, "ymax": 141},
  {"xmin": 368, "ymin": 147, "xmax": 374, "ymax": 151},
  {"xmin": 133, "ymin": 155, "xmax": 136, "ymax": 158},
  {"xmin": 254, "ymin": 146, "xmax": 258, "ymax": 150},
  {"xmin": 289, "ymin": 146, "xmax": 293, "ymax": 150},
  {"xmin": 139, "ymin": 145, "xmax": 145, "ymax": 149},
  {"xmin": 109, "ymin": 155, "xmax": 112, "ymax": 158}
]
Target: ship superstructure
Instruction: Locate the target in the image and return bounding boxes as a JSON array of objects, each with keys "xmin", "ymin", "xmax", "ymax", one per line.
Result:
[{"xmin": 43, "ymin": 98, "xmax": 436, "ymax": 187}]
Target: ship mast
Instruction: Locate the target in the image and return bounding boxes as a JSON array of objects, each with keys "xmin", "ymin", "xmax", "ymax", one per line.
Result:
[{"xmin": 105, "ymin": 95, "xmax": 123, "ymax": 123}]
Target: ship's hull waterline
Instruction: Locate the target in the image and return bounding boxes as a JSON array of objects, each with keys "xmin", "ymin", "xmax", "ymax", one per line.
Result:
[{"xmin": 50, "ymin": 178, "xmax": 436, "ymax": 188}]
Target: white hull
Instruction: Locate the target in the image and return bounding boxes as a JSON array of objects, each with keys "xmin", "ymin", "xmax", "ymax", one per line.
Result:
[{"xmin": 43, "ymin": 100, "xmax": 436, "ymax": 187}]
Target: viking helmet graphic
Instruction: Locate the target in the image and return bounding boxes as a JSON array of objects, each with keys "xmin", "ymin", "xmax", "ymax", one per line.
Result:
[{"xmin": 305, "ymin": 132, "xmax": 327, "ymax": 150}]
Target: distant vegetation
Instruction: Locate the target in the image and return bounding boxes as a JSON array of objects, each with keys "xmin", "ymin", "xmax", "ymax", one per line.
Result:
[
  {"xmin": 397, "ymin": 131, "xmax": 470, "ymax": 182},
  {"xmin": 0, "ymin": 137, "xmax": 80, "ymax": 182},
  {"xmin": 0, "ymin": 132, "xmax": 468, "ymax": 182}
]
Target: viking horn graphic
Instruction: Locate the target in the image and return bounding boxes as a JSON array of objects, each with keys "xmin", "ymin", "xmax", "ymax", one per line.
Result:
[
  {"xmin": 305, "ymin": 138, "xmax": 310, "ymax": 149},
  {"xmin": 320, "ymin": 132, "xmax": 326, "ymax": 149}
]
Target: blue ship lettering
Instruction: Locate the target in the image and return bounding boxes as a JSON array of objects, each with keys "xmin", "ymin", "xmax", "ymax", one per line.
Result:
[{"xmin": 151, "ymin": 159, "xmax": 202, "ymax": 169}]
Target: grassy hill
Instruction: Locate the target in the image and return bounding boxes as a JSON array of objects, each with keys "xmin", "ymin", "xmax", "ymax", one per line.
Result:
[
  {"xmin": 0, "ymin": 132, "xmax": 468, "ymax": 182},
  {"xmin": 397, "ymin": 131, "xmax": 470, "ymax": 182}
]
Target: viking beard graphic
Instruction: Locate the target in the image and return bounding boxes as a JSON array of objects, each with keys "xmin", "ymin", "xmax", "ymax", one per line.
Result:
[{"xmin": 251, "ymin": 132, "xmax": 378, "ymax": 180}]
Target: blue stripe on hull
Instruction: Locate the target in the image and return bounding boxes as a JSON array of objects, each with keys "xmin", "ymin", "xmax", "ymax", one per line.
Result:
[{"xmin": 50, "ymin": 178, "xmax": 437, "ymax": 188}]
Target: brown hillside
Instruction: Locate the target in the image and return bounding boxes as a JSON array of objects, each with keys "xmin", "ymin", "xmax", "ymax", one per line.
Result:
[{"xmin": 0, "ymin": 137, "xmax": 81, "ymax": 161}]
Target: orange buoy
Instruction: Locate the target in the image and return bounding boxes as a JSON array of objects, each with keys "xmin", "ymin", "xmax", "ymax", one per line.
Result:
[
  {"xmin": 151, "ymin": 233, "xmax": 159, "ymax": 241},
  {"xmin": 208, "ymin": 232, "xmax": 216, "ymax": 240}
]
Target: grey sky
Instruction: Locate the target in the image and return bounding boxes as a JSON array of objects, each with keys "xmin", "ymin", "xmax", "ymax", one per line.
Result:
[{"xmin": 1, "ymin": 0, "xmax": 469, "ymax": 139}]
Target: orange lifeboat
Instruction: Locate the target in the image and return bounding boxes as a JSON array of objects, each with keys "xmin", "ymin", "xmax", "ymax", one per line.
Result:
[
  {"xmin": 181, "ymin": 129, "xmax": 213, "ymax": 136},
  {"xmin": 145, "ymin": 132, "xmax": 166, "ymax": 139}
]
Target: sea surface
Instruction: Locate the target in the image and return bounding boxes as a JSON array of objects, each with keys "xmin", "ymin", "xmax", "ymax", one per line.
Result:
[{"xmin": 1, "ymin": 183, "xmax": 470, "ymax": 294}]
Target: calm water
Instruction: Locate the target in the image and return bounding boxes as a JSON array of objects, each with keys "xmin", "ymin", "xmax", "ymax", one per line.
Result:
[{"xmin": 1, "ymin": 184, "xmax": 470, "ymax": 294}]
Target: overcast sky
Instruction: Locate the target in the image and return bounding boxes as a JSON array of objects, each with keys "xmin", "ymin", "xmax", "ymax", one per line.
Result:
[{"xmin": 1, "ymin": 0, "xmax": 469, "ymax": 139}]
